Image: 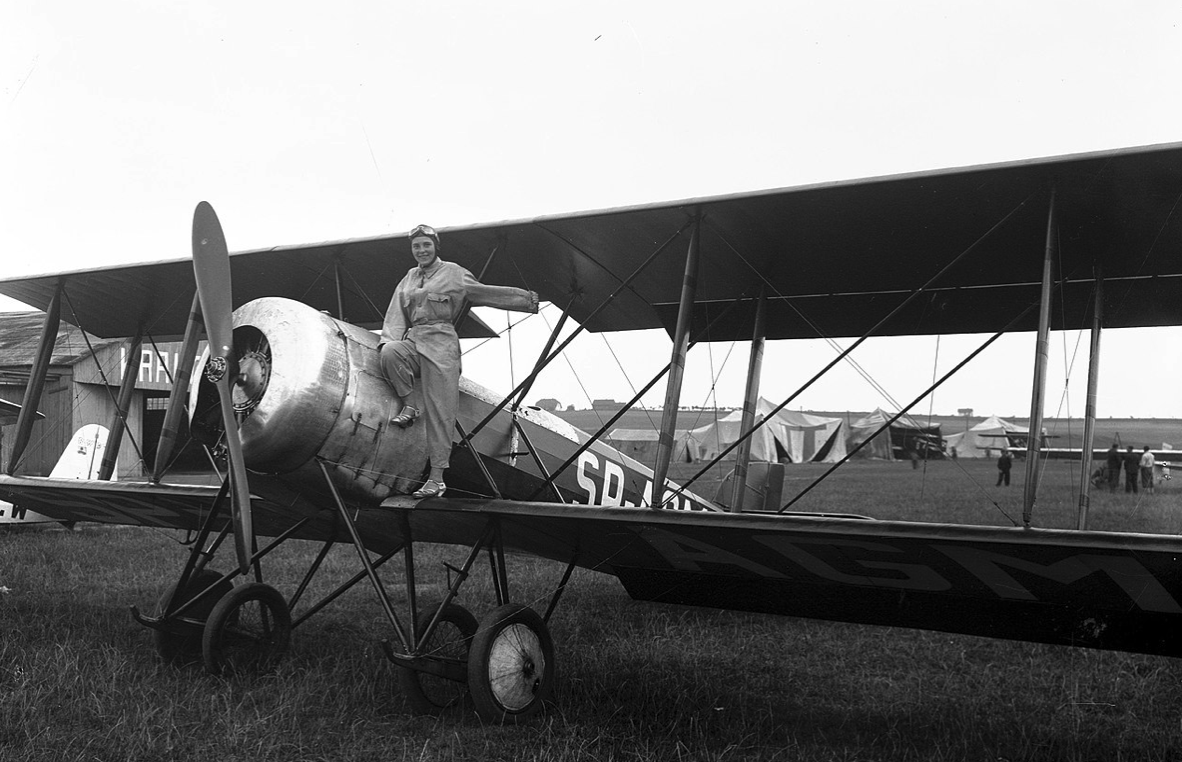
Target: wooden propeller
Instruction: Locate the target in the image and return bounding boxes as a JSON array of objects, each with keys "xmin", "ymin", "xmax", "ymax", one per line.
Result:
[{"xmin": 191, "ymin": 202, "xmax": 254, "ymax": 574}]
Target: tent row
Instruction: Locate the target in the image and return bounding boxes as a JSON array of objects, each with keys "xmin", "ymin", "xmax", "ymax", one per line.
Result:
[
  {"xmin": 608, "ymin": 405, "xmax": 1028, "ymax": 464},
  {"xmin": 943, "ymin": 415, "xmax": 1029, "ymax": 459},
  {"xmin": 609, "ymin": 399, "xmax": 851, "ymax": 465}
]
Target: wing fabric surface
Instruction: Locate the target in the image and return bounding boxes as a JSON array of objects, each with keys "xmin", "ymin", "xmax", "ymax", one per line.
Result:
[
  {"xmin": 0, "ymin": 475, "xmax": 401, "ymax": 551},
  {"xmin": 1, "ymin": 143, "xmax": 1180, "ymax": 341},
  {"xmin": 398, "ymin": 497, "xmax": 1182, "ymax": 658},
  {"xmin": 5, "ymin": 469, "xmax": 1182, "ymax": 658}
]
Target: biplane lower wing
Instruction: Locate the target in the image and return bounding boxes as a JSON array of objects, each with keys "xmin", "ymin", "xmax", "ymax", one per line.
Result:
[
  {"xmin": 0, "ymin": 475, "xmax": 406, "ymax": 551},
  {"xmin": 5, "ymin": 473, "xmax": 1179, "ymax": 657},
  {"xmin": 391, "ymin": 498, "xmax": 1182, "ymax": 658}
]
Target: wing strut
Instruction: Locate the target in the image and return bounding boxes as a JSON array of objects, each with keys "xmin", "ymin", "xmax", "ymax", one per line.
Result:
[
  {"xmin": 454, "ymin": 421, "xmax": 502, "ymax": 499},
  {"xmin": 511, "ymin": 419, "xmax": 564, "ymax": 503},
  {"xmin": 97, "ymin": 329, "xmax": 143, "ymax": 480},
  {"xmin": 651, "ymin": 215, "xmax": 701, "ymax": 508},
  {"xmin": 1022, "ymin": 190, "xmax": 1056, "ymax": 527},
  {"xmin": 1076, "ymin": 271, "xmax": 1103, "ymax": 530},
  {"xmin": 7, "ymin": 284, "xmax": 60, "ymax": 475},
  {"xmin": 780, "ymin": 300, "xmax": 1041, "ymax": 514},
  {"xmin": 333, "ymin": 257, "xmax": 346, "ymax": 321},
  {"xmin": 729, "ymin": 287, "xmax": 767, "ymax": 512},
  {"xmin": 152, "ymin": 293, "xmax": 203, "ymax": 482}
]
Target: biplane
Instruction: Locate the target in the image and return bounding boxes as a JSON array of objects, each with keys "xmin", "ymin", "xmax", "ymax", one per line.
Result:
[{"xmin": 1, "ymin": 142, "xmax": 1181, "ymax": 723}]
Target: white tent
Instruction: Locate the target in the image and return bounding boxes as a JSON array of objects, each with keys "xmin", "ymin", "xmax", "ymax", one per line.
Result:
[
  {"xmin": 687, "ymin": 400, "xmax": 847, "ymax": 464},
  {"xmin": 606, "ymin": 428, "xmax": 699, "ymax": 463},
  {"xmin": 847, "ymin": 408, "xmax": 945, "ymax": 460},
  {"xmin": 847, "ymin": 409, "xmax": 896, "ymax": 460},
  {"xmin": 944, "ymin": 415, "xmax": 1027, "ymax": 459}
]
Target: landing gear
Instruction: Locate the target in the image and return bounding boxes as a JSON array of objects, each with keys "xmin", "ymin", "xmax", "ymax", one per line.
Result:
[
  {"xmin": 136, "ymin": 461, "xmax": 570, "ymax": 723},
  {"xmin": 202, "ymin": 582, "xmax": 291, "ymax": 676},
  {"xmin": 152, "ymin": 569, "xmax": 233, "ymax": 666},
  {"xmin": 467, "ymin": 604, "xmax": 555, "ymax": 724},
  {"xmin": 397, "ymin": 603, "xmax": 479, "ymax": 715}
]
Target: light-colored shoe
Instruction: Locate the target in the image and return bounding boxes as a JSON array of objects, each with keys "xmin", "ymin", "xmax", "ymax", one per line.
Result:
[
  {"xmin": 391, "ymin": 406, "xmax": 419, "ymax": 428},
  {"xmin": 412, "ymin": 480, "xmax": 446, "ymax": 499}
]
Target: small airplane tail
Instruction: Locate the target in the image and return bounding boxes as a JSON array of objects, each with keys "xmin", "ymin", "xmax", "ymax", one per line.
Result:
[
  {"xmin": 1, "ymin": 424, "xmax": 113, "ymax": 524},
  {"xmin": 48, "ymin": 423, "xmax": 113, "ymax": 480}
]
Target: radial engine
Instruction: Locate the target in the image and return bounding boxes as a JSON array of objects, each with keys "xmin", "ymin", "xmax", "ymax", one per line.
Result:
[{"xmin": 190, "ymin": 297, "xmax": 427, "ymax": 503}]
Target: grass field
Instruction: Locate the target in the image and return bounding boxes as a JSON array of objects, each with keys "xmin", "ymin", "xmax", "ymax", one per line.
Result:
[{"xmin": 3, "ymin": 460, "xmax": 1181, "ymax": 761}]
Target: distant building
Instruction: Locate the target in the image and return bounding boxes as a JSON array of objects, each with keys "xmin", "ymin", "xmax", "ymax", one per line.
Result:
[
  {"xmin": 592, "ymin": 399, "xmax": 622, "ymax": 412},
  {"xmin": 534, "ymin": 398, "xmax": 561, "ymax": 412},
  {"xmin": 0, "ymin": 311, "xmax": 209, "ymax": 477}
]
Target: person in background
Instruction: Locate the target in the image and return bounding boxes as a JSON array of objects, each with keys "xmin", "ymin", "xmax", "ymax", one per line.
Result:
[
  {"xmin": 1105, "ymin": 444, "xmax": 1122, "ymax": 492},
  {"xmin": 996, "ymin": 449, "xmax": 1012, "ymax": 486},
  {"xmin": 379, "ymin": 224, "xmax": 539, "ymax": 499},
  {"xmin": 1140, "ymin": 445, "xmax": 1156, "ymax": 495},
  {"xmin": 1123, "ymin": 445, "xmax": 1139, "ymax": 494}
]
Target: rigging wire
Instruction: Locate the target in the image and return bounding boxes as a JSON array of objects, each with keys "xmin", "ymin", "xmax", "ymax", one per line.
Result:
[
  {"xmin": 534, "ymin": 305, "xmax": 599, "ymax": 424},
  {"xmin": 671, "ymin": 198, "xmax": 1041, "ymax": 518},
  {"xmin": 596, "ymin": 331, "xmax": 661, "ymax": 432},
  {"xmin": 693, "ymin": 194, "xmax": 1035, "ymax": 451},
  {"xmin": 776, "ymin": 307, "xmax": 1041, "ymax": 525},
  {"xmin": 62, "ymin": 289, "xmax": 148, "ymax": 474}
]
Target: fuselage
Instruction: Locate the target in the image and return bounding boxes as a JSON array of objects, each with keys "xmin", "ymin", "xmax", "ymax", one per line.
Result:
[{"xmin": 191, "ymin": 297, "xmax": 718, "ymax": 511}]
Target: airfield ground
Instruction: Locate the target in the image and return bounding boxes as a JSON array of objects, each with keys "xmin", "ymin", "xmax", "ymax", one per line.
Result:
[{"xmin": 2, "ymin": 458, "xmax": 1180, "ymax": 761}]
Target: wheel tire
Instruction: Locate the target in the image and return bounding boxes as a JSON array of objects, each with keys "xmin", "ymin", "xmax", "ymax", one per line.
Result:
[
  {"xmin": 397, "ymin": 603, "xmax": 479, "ymax": 715},
  {"xmin": 153, "ymin": 569, "xmax": 233, "ymax": 666},
  {"xmin": 202, "ymin": 582, "xmax": 291, "ymax": 676},
  {"xmin": 467, "ymin": 604, "xmax": 555, "ymax": 724}
]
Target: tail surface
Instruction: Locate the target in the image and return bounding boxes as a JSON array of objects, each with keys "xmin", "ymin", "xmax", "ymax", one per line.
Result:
[{"xmin": 1, "ymin": 424, "xmax": 112, "ymax": 524}]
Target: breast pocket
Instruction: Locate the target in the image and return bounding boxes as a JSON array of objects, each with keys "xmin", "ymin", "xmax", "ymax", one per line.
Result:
[{"xmin": 426, "ymin": 293, "xmax": 452, "ymax": 321}]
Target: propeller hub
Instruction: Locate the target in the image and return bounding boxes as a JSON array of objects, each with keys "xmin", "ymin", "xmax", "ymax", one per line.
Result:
[{"xmin": 204, "ymin": 356, "xmax": 229, "ymax": 383}]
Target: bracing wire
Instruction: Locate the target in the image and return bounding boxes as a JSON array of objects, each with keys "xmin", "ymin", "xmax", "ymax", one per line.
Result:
[{"xmin": 597, "ymin": 331, "xmax": 662, "ymax": 432}]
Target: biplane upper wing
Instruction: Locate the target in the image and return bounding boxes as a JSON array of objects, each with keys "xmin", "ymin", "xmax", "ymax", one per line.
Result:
[{"xmin": 1, "ymin": 143, "xmax": 1180, "ymax": 341}]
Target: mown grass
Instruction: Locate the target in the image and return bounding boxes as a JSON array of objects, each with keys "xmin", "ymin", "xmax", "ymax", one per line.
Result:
[{"xmin": 2, "ymin": 460, "xmax": 1181, "ymax": 761}]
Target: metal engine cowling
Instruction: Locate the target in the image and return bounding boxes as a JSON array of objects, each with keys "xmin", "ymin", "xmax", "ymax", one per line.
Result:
[{"xmin": 190, "ymin": 296, "xmax": 427, "ymax": 503}]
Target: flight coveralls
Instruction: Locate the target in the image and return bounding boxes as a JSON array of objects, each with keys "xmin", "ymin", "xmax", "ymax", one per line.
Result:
[{"xmin": 379, "ymin": 258, "xmax": 538, "ymax": 470}]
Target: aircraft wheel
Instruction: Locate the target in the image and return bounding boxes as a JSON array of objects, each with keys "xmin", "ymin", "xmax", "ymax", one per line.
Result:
[
  {"xmin": 397, "ymin": 603, "xmax": 479, "ymax": 715},
  {"xmin": 467, "ymin": 604, "xmax": 555, "ymax": 723},
  {"xmin": 153, "ymin": 569, "xmax": 233, "ymax": 666},
  {"xmin": 202, "ymin": 582, "xmax": 291, "ymax": 676}
]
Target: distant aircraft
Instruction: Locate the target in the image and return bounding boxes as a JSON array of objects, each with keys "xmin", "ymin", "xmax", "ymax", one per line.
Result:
[
  {"xmin": 0, "ymin": 142, "xmax": 1180, "ymax": 723},
  {"xmin": 1, "ymin": 423, "xmax": 111, "ymax": 525}
]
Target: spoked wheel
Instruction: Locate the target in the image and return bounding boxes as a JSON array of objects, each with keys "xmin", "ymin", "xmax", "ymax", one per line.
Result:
[
  {"xmin": 397, "ymin": 603, "xmax": 479, "ymax": 715},
  {"xmin": 154, "ymin": 569, "xmax": 234, "ymax": 666},
  {"xmin": 202, "ymin": 582, "xmax": 291, "ymax": 676},
  {"xmin": 467, "ymin": 604, "xmax": 555, "ymax": 723}
]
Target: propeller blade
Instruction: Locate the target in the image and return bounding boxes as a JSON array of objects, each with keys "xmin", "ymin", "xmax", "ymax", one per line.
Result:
[{"xmin": 192, "ymin": 202, "xmax": 254, "ymax": 574}]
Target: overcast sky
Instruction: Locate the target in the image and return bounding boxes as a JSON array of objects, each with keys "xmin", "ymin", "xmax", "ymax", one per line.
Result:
[{"xmin": 3, "ymin": 2, "xmax": 1181, "ymax": 423}]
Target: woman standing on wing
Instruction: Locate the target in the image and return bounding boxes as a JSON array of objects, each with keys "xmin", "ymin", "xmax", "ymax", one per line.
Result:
[{"xmin": 379, "ymin": 224, "xmax": 539, "ymax": 498}]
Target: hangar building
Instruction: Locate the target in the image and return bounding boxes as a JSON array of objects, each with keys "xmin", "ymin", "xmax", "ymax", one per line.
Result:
[{"xmin": 0, "ymin": 311, "xmax": 208, "ymax": 478}]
